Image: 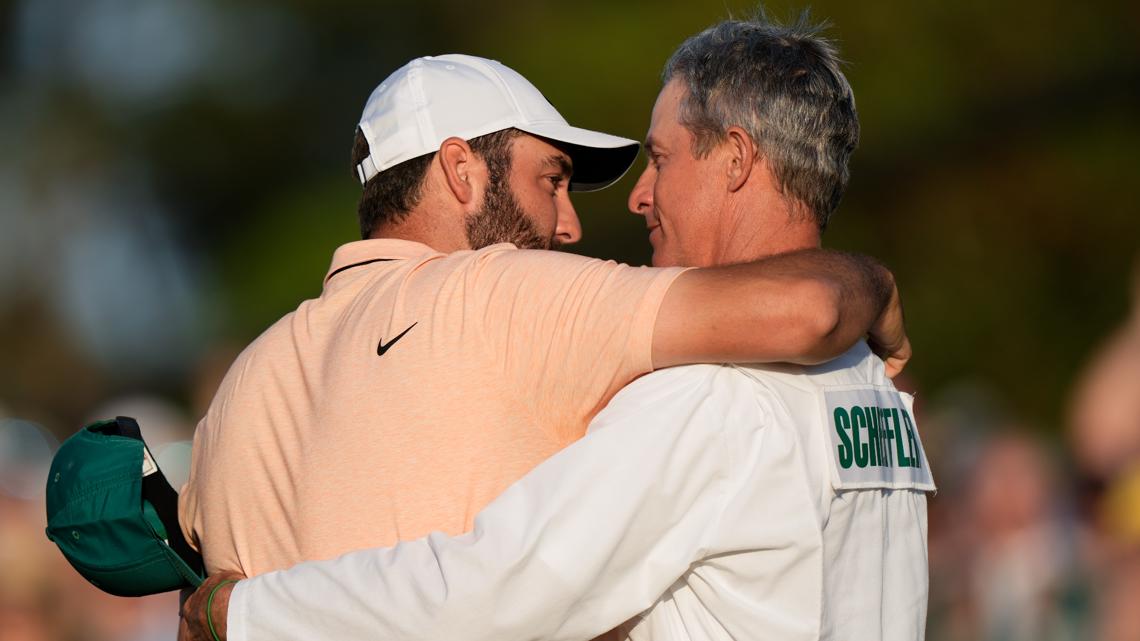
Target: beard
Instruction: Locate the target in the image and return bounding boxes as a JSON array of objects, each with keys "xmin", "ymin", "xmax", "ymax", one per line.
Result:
[{"xmin": 464, "ymin": 179, "xmax": 554, "ymax": 251}]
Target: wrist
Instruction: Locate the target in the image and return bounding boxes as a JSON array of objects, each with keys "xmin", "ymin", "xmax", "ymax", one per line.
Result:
[{"xmin": 208, "ymin": 579, "xmax": 238, "ymax": 641}]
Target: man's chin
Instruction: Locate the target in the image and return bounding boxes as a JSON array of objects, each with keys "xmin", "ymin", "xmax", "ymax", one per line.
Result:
[
  {"xmin": 647, "ymin": 236, "xmax": 666, "ymax": 267},
  {"xmin": 513, "ymin": 237, "xmax": 556, "ymax": 251},
  {"xmin": 650, "ymin": 250, "xmax": 684, "ymax": 268}
]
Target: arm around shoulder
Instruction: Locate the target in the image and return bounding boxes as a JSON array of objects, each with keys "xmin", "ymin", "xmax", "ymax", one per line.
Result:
[
  {"xmin": 214, "ymin": 367, "xmax": 740, "ymax": 641},
  {"xmin": 651, "ymin": 249, "xmax": 908, "ymax": 373}
]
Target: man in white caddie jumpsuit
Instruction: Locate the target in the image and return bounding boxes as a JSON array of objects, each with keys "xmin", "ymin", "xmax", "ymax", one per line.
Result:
[{"xmin": 189, "ymin": 14, "xmax": 934, "ymax": 641}]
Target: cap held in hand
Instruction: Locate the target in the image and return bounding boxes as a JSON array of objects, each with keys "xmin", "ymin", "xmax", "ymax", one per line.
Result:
[{"xmin": 45, "ymin": 416, "xmax": 205, "ymax": 597}]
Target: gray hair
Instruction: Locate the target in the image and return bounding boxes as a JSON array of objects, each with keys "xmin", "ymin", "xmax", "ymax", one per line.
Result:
[{"xmin": 662, "ymin": 10, "xmax": 859, "ymax": 230}]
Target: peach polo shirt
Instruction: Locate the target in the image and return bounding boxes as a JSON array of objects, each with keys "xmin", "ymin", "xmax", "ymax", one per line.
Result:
[{"xmin": 179, "ymin": 239, "xmax": 686, "ymax": 577}]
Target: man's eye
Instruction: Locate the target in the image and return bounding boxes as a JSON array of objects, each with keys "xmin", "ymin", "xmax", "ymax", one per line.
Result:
[{"xmin": 548, "ymin": 176, "xmax": 564, "ymax": 189}]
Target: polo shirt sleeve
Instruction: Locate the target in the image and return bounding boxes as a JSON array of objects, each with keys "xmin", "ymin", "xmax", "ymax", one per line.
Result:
[
  {"xmin": 463, "ymin": 246, "xmax": 689, "ymax": 443},
  {"xmin": 225, "ymin": 365, "xmax": 766, "ymax": 641}
]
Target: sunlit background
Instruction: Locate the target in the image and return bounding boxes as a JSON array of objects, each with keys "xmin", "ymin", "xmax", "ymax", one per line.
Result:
[{"xmin": 2, "ymin": 1, "xmax": 1139, "ymax": 640}]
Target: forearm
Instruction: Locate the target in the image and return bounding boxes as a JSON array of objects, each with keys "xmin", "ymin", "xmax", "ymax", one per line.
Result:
[{"xmin": 652, "ymin": 249, "xmax": 894, "ymax": 368}]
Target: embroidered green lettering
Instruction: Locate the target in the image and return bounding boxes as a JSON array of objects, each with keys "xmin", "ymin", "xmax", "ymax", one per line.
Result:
[
  {"xmin": 881, "ymin": 408, "xmax": 895, "ymax": 467},
  {"xmin": 833, "ymin": 407, "xmax": 853, "ymax": 469},
  {"xmin": 902, "ymin": 410, "xmax": 920, "ymax": 469},
  {"xmin": 892, "ymin": 407, "xmax": 911, "ymax": 468},
  {"xmin": 851, "ymin": 406, "xmax": 869, "ymax": 468},
  {"xmin": 865, "ymin": 406, "xmax": 880, "ymax": 467}
]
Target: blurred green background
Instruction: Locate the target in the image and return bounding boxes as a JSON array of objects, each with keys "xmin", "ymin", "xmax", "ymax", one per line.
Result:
[
  {"xmin": 2, "ymin": 1, "xmax": 1139, "ymax": 640},
  {"xmin": 3, "ymin": 0, "xmax": 1137, "ymax": 433}
]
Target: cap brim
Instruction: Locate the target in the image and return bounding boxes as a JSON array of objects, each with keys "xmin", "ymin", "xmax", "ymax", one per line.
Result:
[{"xmin": 516, "ymin": 122, "xmax": 641, "ymax": 193}]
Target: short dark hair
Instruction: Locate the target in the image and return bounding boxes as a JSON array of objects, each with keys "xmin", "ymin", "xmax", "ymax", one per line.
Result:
[
  {"xmin": 663, "ymin": 10, "xmax": 860, "ymax": 230},
  {"xmin": 351, "ymin": 128, "xmax": 524, "ymax": 239}
]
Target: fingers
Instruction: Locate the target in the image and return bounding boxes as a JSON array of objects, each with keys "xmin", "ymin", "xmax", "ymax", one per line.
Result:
[
  {"xmin": 868, "ymin": 279, "xmax": 910, "ymax": 378},
  {"xmin": 875, "ymin": 331, "xmax": 910, "ymax": 378},
  {"xmin": 895, "ymin": 337, "xmax": 912, "ymax": 376},
  {"xmin": 179, "ymin": 572, "xmax": 246, "ymax": 641},
  {"xmin": 883, "ymin": 344, "xmax": 910, "ymax": 378}
]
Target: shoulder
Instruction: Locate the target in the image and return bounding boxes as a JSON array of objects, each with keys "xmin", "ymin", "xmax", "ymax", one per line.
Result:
[
  {"xmin": 592, "ymin": 364, "xmax": 765, "ymax": 430},
  {"xmin": 465, "ymin": 244, "xmax": 613, "ymax": 272},
  {"xmin": 734, "ymin": 342, "xmax": 888, "ymax": 392},
  {"xmin": 612, "ymin": 363, "xmax": 731, "ymax": 402},
  {"xmin": 460, "ymin": 245, "xmax": 686, "ymax": 286},
  {"xmin": 802, "ymin": 342, "xmax": 889, "ymax": 385}
]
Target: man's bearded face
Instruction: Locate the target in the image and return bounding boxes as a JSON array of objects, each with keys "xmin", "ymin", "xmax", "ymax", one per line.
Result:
[{"xmin": 464, "ymin": 174, "xmax": 552, "ymax": 251}]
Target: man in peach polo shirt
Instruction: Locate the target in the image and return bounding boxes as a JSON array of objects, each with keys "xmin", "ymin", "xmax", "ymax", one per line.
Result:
[{"xmin": 178, "ymin": 54, "xmax": 906, "ymax": 591}]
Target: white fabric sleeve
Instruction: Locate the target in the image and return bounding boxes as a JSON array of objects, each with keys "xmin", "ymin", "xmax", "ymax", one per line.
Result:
[{"xmin": 228, "ymin": 365, "xmax": 763, "ymax": 641}]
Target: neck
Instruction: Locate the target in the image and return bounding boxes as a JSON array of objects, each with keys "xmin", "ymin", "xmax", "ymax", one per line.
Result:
[
  {"xmin": 368, "ymin": 189, "xmax": 471, "ymax": 253},
  {"xmin": 712, "ymin": 192, "xmax": 822, "ymax": 265},
  {"xmin": 368, "ymin": 218, "xmax": 463, "ymax": 252}
]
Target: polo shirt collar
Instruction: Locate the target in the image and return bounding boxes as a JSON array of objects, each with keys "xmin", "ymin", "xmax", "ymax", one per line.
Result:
[{"xmin": 324, "ymin": 239, "xmax": 441, "ymax": 285}]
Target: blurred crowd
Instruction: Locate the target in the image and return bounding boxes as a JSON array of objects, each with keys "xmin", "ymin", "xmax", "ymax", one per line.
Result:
[
  {"xmin": 922, "ymin": 262, "xmax": 1140, "ymax": 641},
  {"xmin": 0, "ymin": 262, "xmax": 1137, "ymax": 641}
]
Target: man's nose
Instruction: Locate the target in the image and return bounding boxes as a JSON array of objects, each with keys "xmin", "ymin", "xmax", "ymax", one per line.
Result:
[
  {"xmin": 627, "ymin": 165, "xmax": 654, "ymax": 218},
  {"xmin": 556, "ymin": 195, "xmax": 582, "ymax": 245}
]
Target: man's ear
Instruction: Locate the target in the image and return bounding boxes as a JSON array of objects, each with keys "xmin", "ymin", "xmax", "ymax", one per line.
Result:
[
  {"xmin": 724, "ymin": 126, "xmax": 756, "ymax": 193},
  {"xmin": 438, "ymin": 137, "xmax": 478, "ymax": 204}
]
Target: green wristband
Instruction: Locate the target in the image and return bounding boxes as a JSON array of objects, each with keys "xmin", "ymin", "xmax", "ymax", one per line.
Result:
[{"xmin": 207, "ymin": 579, "xmax": 239, "ymax": 641}]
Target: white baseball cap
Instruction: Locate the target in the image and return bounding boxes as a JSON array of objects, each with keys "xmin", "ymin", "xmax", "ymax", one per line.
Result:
[{"xmin": 356, "ymin": 54, "xmax": 640, "ymax": 192}]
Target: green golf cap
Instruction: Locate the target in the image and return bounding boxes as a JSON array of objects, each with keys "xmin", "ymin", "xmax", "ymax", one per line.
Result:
[{"xmin": 45, "ymin": 416, "xmax": 205, "ymax": 597}]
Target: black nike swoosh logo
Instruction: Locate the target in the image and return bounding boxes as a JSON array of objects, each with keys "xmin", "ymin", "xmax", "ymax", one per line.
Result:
[{"xmin": 377, "ymin": 322, "xmax": 417, "ymax": 356}]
